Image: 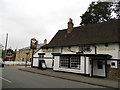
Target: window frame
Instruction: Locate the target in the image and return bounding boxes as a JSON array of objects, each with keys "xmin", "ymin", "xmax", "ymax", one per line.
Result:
[
  {"xmin": 59, "ymin": 56, "xmax": 81, "ymax": 70},
  {"xmin": 97, "ymin": 61, "xmax": 103, "ymax": 69},
  {"xmin": 111, "ymin": 62, "xmax": 115, "ymax": 66},
  {"xmin": 117, "ymin": 61, "xmax": 120, "ymax": 68}
]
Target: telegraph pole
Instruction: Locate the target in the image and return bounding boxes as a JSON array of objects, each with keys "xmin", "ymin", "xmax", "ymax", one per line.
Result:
[{"xmin": 4, "ymin": 33, "xmax": 8, "ymax": 57}]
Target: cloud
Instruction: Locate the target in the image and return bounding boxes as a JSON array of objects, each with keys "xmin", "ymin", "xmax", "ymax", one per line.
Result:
[{"xmin": 0, "ymin": 0, "xmax": 96, "ymax": 50}]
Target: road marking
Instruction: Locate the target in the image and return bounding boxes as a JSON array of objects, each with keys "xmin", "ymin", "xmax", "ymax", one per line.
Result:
[{"xmin": 0, "ymin": 77, "xmax": 12, "ymax": 83}]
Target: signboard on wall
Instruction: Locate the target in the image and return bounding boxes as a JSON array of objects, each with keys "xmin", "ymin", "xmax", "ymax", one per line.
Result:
[
  {"xmin": 30, "ymin": 38, "xmax": 38, "ymax": 49},
  {"xmin": 98, "ymin": 48, "xmax": 115, "ymax": 51}
]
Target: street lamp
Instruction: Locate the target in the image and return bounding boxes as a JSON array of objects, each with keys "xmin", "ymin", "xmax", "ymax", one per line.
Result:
[{"xmin": 25, "ymin": 52, "xmax": 29, "ymax": 67}]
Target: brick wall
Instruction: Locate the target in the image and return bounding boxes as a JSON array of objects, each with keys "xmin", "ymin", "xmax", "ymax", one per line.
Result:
[{"xmin": 107, "ymin": 67, "xmax": 120, "ymax": 80}]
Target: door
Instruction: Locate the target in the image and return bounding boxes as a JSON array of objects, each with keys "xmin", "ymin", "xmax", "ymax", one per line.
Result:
[{"xmin": 93, "ymin": 60, "xmax": 106, "ymax": 77}]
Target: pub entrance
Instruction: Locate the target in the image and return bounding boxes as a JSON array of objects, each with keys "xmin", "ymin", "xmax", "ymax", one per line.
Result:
[{"xmin": 90, "ymin": 54, "xmax": 111, "ymax": 77}]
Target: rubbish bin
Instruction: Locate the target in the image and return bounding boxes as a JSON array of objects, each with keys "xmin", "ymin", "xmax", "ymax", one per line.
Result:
[{"xmin": 38, "ymin": 60, "xmax": 46, "ymax": 70}]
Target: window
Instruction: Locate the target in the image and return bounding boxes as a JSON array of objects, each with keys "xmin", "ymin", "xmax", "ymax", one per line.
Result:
[
  {"xmin": 60, "ymin": 56, "xmax": 81, "ymax": 69},
  {"xmin": 22, "ymin": 58, "xmax": 24, "ymax": 61},
  {"xmin": 111, "ymin": 62, "xmax": 115, "ymax": 66},
  {"xmin": 70, "ymin": 57, "xmax": 80, "ymax": 69},
  {"xmin": 39, "ymin": 55, "xmax": 44, "ymax": 58},
  {"xmin": 97, "ymin": 61, "xmax": 103, "ymax": 69},
  {"xmin": 60, "ymin": 56, "xmax": 69, "ymax": 68}
]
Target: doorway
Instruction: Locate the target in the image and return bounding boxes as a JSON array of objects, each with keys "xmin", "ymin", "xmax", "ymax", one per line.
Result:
[{"xmin": 92, "ymin": 60, "xmax": 106, "ymax": 77}]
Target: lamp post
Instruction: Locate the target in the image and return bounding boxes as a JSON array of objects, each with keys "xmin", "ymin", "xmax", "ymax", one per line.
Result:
[
  {"xmin": 4, "ymin": 33, "xmax": 8, "ymax": 57},
  {"xmin": 25, "ymin": 52, "xmax": 29, "ymax": 67}
]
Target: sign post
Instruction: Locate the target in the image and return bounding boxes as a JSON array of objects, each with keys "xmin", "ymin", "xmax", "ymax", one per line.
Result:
[
  {"xmin": 30, "ymin": 38, "xmax": 38, "ymax": 67},
  {"xmin": 25, "ymin": 52, "xmax": 29, "ymax": 67}
]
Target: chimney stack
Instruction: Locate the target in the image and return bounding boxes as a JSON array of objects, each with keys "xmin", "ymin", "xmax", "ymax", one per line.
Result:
[
  {"xmin": 67, "ymin": 18, "xmax": 74, "ymax": 34},
  {"xmin": 44, "ymin": 39, "xmax": 47, "ymax": 44}
]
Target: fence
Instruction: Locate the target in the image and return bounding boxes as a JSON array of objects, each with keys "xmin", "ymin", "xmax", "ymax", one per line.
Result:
[{"xmin": 4, "ymin": 61, "xmax": 31, "ymax": 66}]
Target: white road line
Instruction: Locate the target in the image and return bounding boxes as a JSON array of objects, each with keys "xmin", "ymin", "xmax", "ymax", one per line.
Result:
[{"xmin": 0, "ymin": 77, "xmax": 12, "ymax": 83}]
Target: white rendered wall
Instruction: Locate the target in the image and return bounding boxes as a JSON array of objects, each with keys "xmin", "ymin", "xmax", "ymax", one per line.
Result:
[
  {"xmin": 97, "ymin": 44, "xmax": 119, "ymax": 68},
  {"xmin": 33, "ymin": 58, "xmax": 39, "ymax": 67},
  {"xmin": 33, "ymin": 48, "xmax": 53, "ymax": 68},
  {"xmin": 80, "ymin": 56, "xmax": 90, "ymax": 74},
  {"xmin": 118, "ymin": 44, "xmax": 120, "ymax": 59},
  {"xmin": 97, "ymin": 44, "xmax": 119, "ymax": 59},
  {"xmin": 34, "ymin": 49, "xmax": 43, "ymax": 57},
  {"xmin": 53, "ymin": 56, "xmax": 60, "ymax": 70},
  {"xmin": 53, "ymin": 48, "xmax": 61, "ymax": 53},
  {"xmin": 86, "ymin": 57, "xmax": 90, "ymax": 74},
  {"xmin": 80, "ymin": 56, "xmax": 85, "ymax": 74},
  {"xmin": 34, "ymin": 43, "xmax": 119, "ymax": 69},
  {"xmin": 119, "ymin": 51, "xmax": 120, "ymax": 59},
  {"xmin": 58, "ymin": 68, "xmax": 81, "ymax": 73},
  {"xmin": 53, "ymin": 44, "xmax": 119, "ymax": 60},
  {"xmin": 107, "ymin": 60, "xmax": 118, "ymax": 68},
  {"xmin": 44, "ymin": 48, "xmax": 53, "ymax": 68},
  {"xmin": 44, "ymin": 59, "xmax": 53, "ymax": 68},
  {"xmin": 61, "ymin": 46, "xmax": 79, "ymax": 54},
  {"xmin": 70, "ymin": 46, "xmax": 79, "ymax": 53}
]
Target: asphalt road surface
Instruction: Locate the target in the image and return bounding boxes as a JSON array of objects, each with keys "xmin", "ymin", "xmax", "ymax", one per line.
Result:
[{"xmin": 1, "ymin": 66, "xmax": 108, "ymax": 88}]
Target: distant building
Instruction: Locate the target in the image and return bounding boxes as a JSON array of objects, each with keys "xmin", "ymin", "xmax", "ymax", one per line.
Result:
[{"xmin": 15, "ymin": 43, "xmax": 45, "ymax": 62}]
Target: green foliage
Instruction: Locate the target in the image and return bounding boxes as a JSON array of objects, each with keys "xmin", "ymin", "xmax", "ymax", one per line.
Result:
[
  {"xmin": 113, "ymin": 1, "xmax": 120, "ymax": 19},
  {"xmin": 2, "ymin": 48, "xmax": 17, "ymax": 61},
  {"xmin": 2, "ymin": 50, "xmax": 5, "ymax": 58},
  {"xmin": 80, "ymin": 1, "xmax": 119, "ymax": 25}
]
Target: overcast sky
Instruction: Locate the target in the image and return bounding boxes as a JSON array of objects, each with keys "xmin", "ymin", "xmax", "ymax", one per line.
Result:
[{"xmin": 0, "ymin": 0, "xmax": 98, "ymax": 50}]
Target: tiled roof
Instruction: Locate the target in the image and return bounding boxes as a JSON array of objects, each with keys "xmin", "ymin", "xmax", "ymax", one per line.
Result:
[{"xmin": 42, "ymin": 19, "xmax": 120, "ymax": 48}]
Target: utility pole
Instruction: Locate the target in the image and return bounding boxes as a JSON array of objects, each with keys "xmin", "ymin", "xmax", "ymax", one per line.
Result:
[{"xmin": 4, "ymin": 33, "xmax": 8, "ymax": 57}]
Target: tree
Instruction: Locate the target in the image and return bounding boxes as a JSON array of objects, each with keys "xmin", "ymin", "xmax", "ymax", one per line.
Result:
[
  {"xmin": 80, "ymin": 1, "xmax": 116, "ymax": 25},
  {"xmin": 5, "ymin": 48, "xmax": 16, "ymax": 61},
  {"xmin": 113, "ymin": 1, "xmax": 120, "ymax": 19}
]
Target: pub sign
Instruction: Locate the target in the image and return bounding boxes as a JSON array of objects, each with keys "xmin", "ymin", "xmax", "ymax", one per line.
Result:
[{"xmin": 30, "ymin": 38, "xmax": 38, "ymax": 49}]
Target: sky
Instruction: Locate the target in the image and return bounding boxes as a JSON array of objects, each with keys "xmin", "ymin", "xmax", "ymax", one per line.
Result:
[{"xmin": 0, "ymin": 0, "xmax": 98, "ymax": 50}]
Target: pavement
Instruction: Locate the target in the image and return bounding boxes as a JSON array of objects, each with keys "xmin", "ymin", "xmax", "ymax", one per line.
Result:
[{"xmin": 19, "ymin": 67, "xmax": 120, "ymax": 89}]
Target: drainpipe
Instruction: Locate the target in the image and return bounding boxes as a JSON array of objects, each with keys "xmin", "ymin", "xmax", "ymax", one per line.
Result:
[{"xmin": 95, "ymin": 45, "xmax": 97, "ymax": 54}]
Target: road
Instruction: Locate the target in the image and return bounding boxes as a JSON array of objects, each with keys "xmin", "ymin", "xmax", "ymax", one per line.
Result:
[{"xmin": 1, "ymin": 66, "xmax": 107, "ymax": 88}]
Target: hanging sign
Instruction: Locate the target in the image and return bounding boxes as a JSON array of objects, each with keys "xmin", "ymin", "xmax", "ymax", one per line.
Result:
[{"xmin": 30, "ymin": 38, "xmax": 38, "ymax": 49}]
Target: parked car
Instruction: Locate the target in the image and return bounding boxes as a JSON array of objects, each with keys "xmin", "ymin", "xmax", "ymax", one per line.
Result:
[{"xmin": 0, "ymin": 58, "xmax": 4, "ymax": 67}]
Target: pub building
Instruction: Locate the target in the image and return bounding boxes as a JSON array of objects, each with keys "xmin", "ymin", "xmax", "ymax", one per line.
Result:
[{"xmin": 33, "ymin": 19, "xmax": 120, "ymax": 78}]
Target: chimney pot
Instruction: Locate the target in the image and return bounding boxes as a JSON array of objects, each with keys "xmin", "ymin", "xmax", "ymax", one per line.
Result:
[
  {"xmin": 44, "ymin": 39, "xmax": 47, "ymax": 44},
  {"xmin": 67, "ymin": 18, "xmax": 74, "ymax": 34},
  {"xmin": 69, "ymin": 18, "xmax": 73, "ymax": 22}
]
